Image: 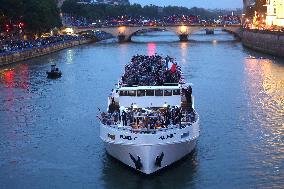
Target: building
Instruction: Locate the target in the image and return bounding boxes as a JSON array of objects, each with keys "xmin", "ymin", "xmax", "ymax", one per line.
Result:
[
  {"xmin": 57, "ymin": 0, "xmax": 68, "ymax": 7},
  {"xmin": 265, "ymin": 0, "xmax": 284, "ymax": 26},
  {"xmin": 57, "ymin": 0, "xmax": 94, "ymax": 7},
  {"xmin": 95, "ymin": 0, "xmax": 130, "ymax": 5},
  {"xmin": 77, "ymin": 0, "xmax": 94, "ymax": 5},
  {"xmin": 244, "ymin": 0, "xmax": 256, "ymax": 8}
]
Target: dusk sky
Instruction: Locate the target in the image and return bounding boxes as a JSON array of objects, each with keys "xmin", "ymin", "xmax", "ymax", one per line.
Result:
[{"xmin": 130, "ymin": 0, "xmax": 243, "ymax": 9}]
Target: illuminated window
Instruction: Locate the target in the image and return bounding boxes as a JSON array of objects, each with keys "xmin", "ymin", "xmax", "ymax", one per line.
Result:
[
  {"xmin": 164, "ymin": 90, "xmax": 172, "ymax": 96},
  {"xmin": 137, "ymin": 90, "xmax": 146, "ymax": 96},
  {"xmin": 155, "ymin": 90, "xmax": 163, "ymax": 96},
  {"xmin": 146, "ymin": 90, "xmax": 155, "ymax": 96},
  {"xmin": 119, "ymin": 90, "xmax": 136, "ymax": 96},
  {"xmin": 119, "ymin": 91, "xmax": 127, "ymax": 96},
  {"xmin": 128, "ymin": 90, "xmax": 137, "ymax": 96},
  {"xmin": 173, "ymin": 89, "xmax": 181, "ymax": 95}
]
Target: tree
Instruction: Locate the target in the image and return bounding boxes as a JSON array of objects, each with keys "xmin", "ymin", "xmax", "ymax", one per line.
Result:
[
  {"xmin": 0, "ymin": 0, "xmax": 62, "ymax": 35},
  {"xmin": 23, "ymin": 0, "xmax": 62, "ymax": 34},
  {"xmin": 255, "ymin": 0, "xmax": 266, "ymax": 15},
  {"xmin": 60, "ymin": 0, "xmax": 222, "ymax": 21},
  {"xmin": 0, "ymin": 0, "xmax": 24, "ymax": 20},
  {"xmin": 245, "ymin": 0, "xmax": 267, "ymax": 18}
]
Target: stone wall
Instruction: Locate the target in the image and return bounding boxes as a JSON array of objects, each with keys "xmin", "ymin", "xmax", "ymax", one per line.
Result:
[
  {"xmin": 0, "ymin": 39, "xmax": 92, "ymax": 66},
  {"xmin": 242, "ymin": 29, "xmax": 284, "ymax": 57}
]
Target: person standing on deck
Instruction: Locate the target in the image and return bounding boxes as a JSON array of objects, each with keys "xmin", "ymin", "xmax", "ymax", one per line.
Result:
[{"xmin": 122, "ymin": 110, "xmax": 127, "ymax": 126}]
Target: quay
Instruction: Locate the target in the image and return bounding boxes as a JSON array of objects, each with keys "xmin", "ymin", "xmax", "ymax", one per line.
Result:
[
  {"xmin": 0, "ymin": 38, "xmax": 93, "ymax": 66},
  {"xmin": 242, "ymin": 29, "xmax": 284, "ymax": 57}
]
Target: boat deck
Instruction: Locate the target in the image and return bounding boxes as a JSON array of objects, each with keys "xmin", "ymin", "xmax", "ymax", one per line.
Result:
[{"xmin": 99, "ymin": 107, "xmax": 197, "ymax": 134}]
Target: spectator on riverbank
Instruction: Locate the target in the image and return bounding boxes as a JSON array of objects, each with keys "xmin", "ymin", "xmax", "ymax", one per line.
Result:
[{"xmin": 0, "ymin": 35, "xmax": 86, "ymax": 56}]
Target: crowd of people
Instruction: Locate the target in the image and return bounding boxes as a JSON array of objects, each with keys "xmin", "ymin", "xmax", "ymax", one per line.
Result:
[
  {"xmin": 0, "ymin": 35, "xmax": 86, "ymax": 55},
  {"xmin": 100, "ymin": 106, "xmax": 196, "ymax": 130},
  {"xmin": 121, "ymin": 54, "xmax": 182, "ymax": 86},
  {"xmin": 65, "ymin": 14, "xmax": 241, "ymax": 28},
  {"xmin": 222, "ymin": 15, "xmax": 241, "ymax": 25}
]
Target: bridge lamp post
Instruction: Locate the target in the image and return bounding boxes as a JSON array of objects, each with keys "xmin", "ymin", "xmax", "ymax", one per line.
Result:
[
  {"xmin": 180, "ymin": 25, "xmax": 188, "ymax": 34},
  {"xmin": 179, "ymin": 26, "xmax": 189, "ymax": 42},
  {"xmin": 118, "ymin": 26, "xmax": 127, "ymax": 42},
  {"xmin": 118, "ymin": 26, "xmax": 126, "ymax": 35}
]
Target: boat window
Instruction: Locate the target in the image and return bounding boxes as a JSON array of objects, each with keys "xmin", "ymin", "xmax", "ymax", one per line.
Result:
[
  {"xmin": 173, "ymin": 89, "xmax": 181, "ymax": 95},
  {"xmin": 128, "ymin": 90, "xmax": 137, "ymax": 97},
  {"xmin": 137, "ymin": 90, "xmax": 146, "ymax": 96},
  {"xmin": 146, "ymin": 90, "xmax": 155, "ymax": 96},
  {"xmin": 164, "ymin": 90, "xmax": 172, "ymax": 96},
  {"xmin": 155, "ymin": 90, "xmax": 163, "ymax": 96},
  {"xmin": 119, "ymin": 91, "xmax": 127, "ymax": 96}
]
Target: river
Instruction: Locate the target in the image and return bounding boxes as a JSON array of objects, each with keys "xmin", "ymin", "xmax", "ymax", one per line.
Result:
[{"xmin": 0, "ymin": 30, "xmax": 283, "ymax": 189}]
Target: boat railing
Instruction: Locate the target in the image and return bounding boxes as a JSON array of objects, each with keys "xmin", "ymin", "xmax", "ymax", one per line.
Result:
[
  {"xmin": 106, "ymin": 122, "xmax": 194, "ymax": 134},
  {"xmin": 102, "ymin": 112, "xmax": 198, "ymax": 134}
]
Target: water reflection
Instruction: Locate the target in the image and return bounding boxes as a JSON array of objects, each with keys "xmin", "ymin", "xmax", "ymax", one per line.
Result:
[
  {"xmin": 212, "ymin": 39, "xmax": 218, "ymax": 45},
  {"xmin": 244, "ymin": 57, "xmax": 284, "ymax": 132},
  {"xmin": 244, "ymin": 57, "xmax": 284, "ymax": 184},
  {"xmin": 66, "ymin": 49, "xmax": 74, "ymax": 64},
  {"xmin": 180, "ymin": 42, "xmax": 188, "ymax": 65},
  {"xmin": 2, "ymin": 69, "xmax": 15, "ymax": 88},
  {"xmin": 0, "ymin": 64, "xmax": 30, "ymax": 90},
  {"xmin": 147, "ymin": 42, "xmax": 157, "ymax": 56}
]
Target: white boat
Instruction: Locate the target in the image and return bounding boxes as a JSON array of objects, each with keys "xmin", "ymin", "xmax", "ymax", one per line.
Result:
[{"xmin": 99, "ymin": 55, "xmax": 200, "ymax": 174}]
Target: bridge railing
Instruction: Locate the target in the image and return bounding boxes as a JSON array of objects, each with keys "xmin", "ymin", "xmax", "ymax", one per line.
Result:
[{"xmin": 74, "ymin": 23, "xmax": 241, "ymax": 30}]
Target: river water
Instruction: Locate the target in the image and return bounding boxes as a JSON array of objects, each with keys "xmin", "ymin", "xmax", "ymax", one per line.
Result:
[{"xmin": 0, "ymin": 30, "xmax": 283, "ymax": 189}]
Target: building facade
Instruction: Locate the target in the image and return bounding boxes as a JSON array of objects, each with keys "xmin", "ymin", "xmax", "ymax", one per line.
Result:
[
  {"xmin": 95, "ymin": 0, "xmax": 129, "ymax": 5},
  {"xmin": 266, "ymin": 0, "xmax": 284, "ymax": 26},
  {"xmin": 57, "ymin": 0, "xmax": 66, "ymax": 7},
  {"xmin": 244, "ymin": 0, "xmax": 256, "ymax": 8}
]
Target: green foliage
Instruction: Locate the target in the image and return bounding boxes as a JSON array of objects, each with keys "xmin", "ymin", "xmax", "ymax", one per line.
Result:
[
  {"xmin": 0, "ymin": 0, "xmax": 24, "ymax": 20},
  {"xmin": 61, "ymin": 1, "xmax": 222, "ymax": 20},
  {"xmin": 245, "ymin": 0, "xmax": 267, "ymax": 18},
  {"xmin": 0, "ymin": 0, "xmax": 62, "ymax": 34},
  {"xmin": 255, "ymin": 0, "xmax": 266, "ymax": 14}
]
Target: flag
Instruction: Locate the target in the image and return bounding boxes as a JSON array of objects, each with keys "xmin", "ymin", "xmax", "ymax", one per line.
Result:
[
  {"xmin": 167, "ymin": 61, "xmax": 173, "ymax": 70},
  {"xmin": 170, "ymin": 63, "xmax": 177, "ymax": 73}
]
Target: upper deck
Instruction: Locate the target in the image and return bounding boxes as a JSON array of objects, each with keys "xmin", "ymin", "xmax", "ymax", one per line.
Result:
[
  {"xmin": 114, "ymin": 84, "xmax": 187, "ymax": 108},
  {"xmin": 121, "ymin": 54, "xmax": 182, "ymax": 87}
]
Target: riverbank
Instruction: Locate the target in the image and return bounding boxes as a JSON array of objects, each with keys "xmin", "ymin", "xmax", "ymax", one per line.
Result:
[
  {"xmin": 241, "ymin": 29, "xmax": 284, "ymax": 57},
  {"xmin": 0, "ymin": 38, "xmax": 94, "ymax": 66}
]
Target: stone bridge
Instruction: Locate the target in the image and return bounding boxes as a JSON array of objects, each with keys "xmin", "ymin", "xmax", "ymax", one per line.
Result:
[{"xmin": 73, "ymin": 24, "xmax": 241, "ymax": 42}]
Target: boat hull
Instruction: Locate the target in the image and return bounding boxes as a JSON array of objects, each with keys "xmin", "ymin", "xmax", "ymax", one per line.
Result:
[
  {"xmin": 105, "ymin": 139, "xmax": 197, "ymax": 174},
  {"xmin": 46, "ymin": 71, "xmax": 62, "ymax": 79},
  {"xmin": 100, "ymin": 117, "xmax": 199, "ymax": 174}
]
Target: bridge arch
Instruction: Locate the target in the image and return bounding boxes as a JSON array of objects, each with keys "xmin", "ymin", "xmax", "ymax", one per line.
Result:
[
  {"xmin": 73, "ymin": 25, "xmax": 241, "ymax": 43},
  {"xmin": 128, "ymin": 27, "xmax": 180, "ymax": 42}
]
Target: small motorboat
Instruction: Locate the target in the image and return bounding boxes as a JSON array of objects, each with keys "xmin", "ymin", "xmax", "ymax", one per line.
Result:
[{"xmin": 46, "ymin": 65, "xmax": 62, "ymax": 79}]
